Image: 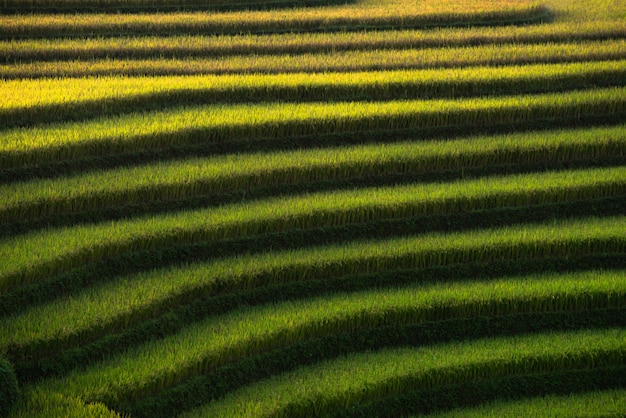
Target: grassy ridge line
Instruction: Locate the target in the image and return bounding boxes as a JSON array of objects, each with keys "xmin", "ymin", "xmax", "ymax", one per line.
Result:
[
  {"xmin": 4, "ymin": 40, "xmax": 624, "ymax": 79},
  {"xmin": 4, "ymin": 120, "xmax": 623, "ymax": 185},
  {"xmin": 19, "ymin": 320, "xmax": 626, "ymax": 417},
  {"xmin": 346, "ymin": 369, "xmax": 626, "ymax": 418},
  {"xmin": 424, "ymin": 388, "xmax": 626, "ymax": 418},
  {"xmin": 7, "ymin": 162, "xmax": 626, "ymax": 239},
  {"xmin": 3, "ymin": 268, "xmax": 625, "ymax": 369},
  {"xmin": 2, "ymin": 214, "xmax": 625, "ymax": 338},
  {"xmin": 13, "ymin": 314, "xmax": 626, "ymax": 417},
  {"xmin": 120, "ymin": 306, "xmax": 626, "ymax": 418},
  {"xmin": 3, "ymin": 61, "xmax": 626, "ymax": 129},
  {"xmin": 2, "ymin": 87, "xmax": 624, "ymax": 171},
  {"xmin": 14, "ymin": 255, "xmax": 626, "ymax": 384},
  {"xmin": 3, "ymin": 196, "xmax": 624, "ymax": 321},
  {"xmin": 33, "ymin": 327, "xmax": 625, "ymax": 410},
  {"xmin": 2, "ymin": 125, "xmax": 624, "ymax": 223},
  {"xmin": 0, "ymin": 0, "xmax": 352, "ymax": 14},
  {"xmin": 6, "ymin": 390, "xmax": 121, "ymax": 418},
  {"xmin": 180, "ymin": 329, "xmax": 626, "ymax": 418},
  {"xmin": 1, "ymin": 167, "xmax": 624, "ymax": 290},
  {"xmin": 2, "ymin": 21, "xmax": 623, "ymax": 62},
  {"xmin": 0, "ymin": 3, "xmax": 549, "ymax": 39}
]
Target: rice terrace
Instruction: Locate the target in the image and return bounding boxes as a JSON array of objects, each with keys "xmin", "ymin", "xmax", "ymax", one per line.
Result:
[{"xmin": 1, "ymin": 0, "xmax": 626, "ymax": 415}]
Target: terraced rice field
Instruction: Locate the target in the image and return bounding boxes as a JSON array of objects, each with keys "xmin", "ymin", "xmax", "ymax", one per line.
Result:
[{"xmin": 1, "ymin": 0, "xmax": 625, "ymax": 416}]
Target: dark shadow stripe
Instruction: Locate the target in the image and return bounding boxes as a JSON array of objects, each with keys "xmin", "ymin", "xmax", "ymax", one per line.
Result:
[
  {"xmin": 0, "ymin": 7, "xmax": 553, "ymax": 40},
  {"xmin": 2, "ymin": 115, "xmax": 623, "ymax": 184},
  {"xmin": 117, "ymin": 308, "xmax": 626, "ymax": 417},
  {"xmin": 5, "ymin": 68, "xmax": 625, "ymax": 129},
  {"xmin": 1, "ymin": 195, "xmax": 624, "ymax": 318},
  {"xmin": 2, "ymin": 157, "xmax": 624, "ymax": 237},
  {"xmin": 10, "ymin": 254, "xmax": 626, "ymax": 383},
  {"xmin": 332, "ymin": 366, "xmax": 626, "ymax": 417},
  {"xmin": 4, "ymin": 30, "xmax": 624, "ymax": 64},
  {"xmin": 0, "ymin": 0, "xmax": 355, "ymax": 14}
]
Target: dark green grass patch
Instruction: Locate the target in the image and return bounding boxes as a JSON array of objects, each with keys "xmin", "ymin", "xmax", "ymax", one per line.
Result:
[
  {"xmin": 125, "ymin": 311, "xmax": 626, "ymax": 417},
  {"xmin": 337, "ymin": 367, "xmax": 626, "ymax": 418},
  {"xmin": 2, "ymin": 195, "xmax": 624, "ymax": 318},
  {"xmin": 0, "ymin": 357, "xmax": 20, "ymax": 416}
]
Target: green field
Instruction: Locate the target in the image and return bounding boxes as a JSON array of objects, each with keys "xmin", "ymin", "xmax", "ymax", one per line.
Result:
[{"xmin": 1, "ymin": 0, "xmax": 625, "ymax": 416}]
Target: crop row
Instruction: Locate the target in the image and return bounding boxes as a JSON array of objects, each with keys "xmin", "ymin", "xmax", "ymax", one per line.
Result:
[
  {"xmin": 427, "ymin": 388, "xmax": 626, "ymax": 418},
  {"xmin": 3, "ymin": 196, "xmax": 624, "ymax": 324},
  {"xmin": 2, "ymin": 214, "xmax": 625, "ymax": 352},
  {"xmin": 320, "ymin": 368, "xmax": 626, "ymax": 418},
  {"xmin": 122, "ymin": 311, "xmax": 626, "ymax": 417},
  {"xmin": 3, "ymin": 0, "xmax": 624, "ymax": 415},
  {"xmin": 2, "ymin": 86, "xmax": 624, "ymax": 171},
  {"xmin": 2, "ymin": 167, "xmax": 625, "ymax": 290},
  {"xmin": 4, "ymin": 39, "xmax": 625, "ymax": 80},
  {"xmin": 3, "ymin": 124, "xmax": 624, "ymax": 223},
  {"xmin": 180, "ymin": 329, "xmax": 626, "ymax": 417},
  {"xmin": 2, "ymin": 20, "xmax": 624, "ymax": 63},
  {"xmin": 3, "ymin": 60, "xmax": 626, "ymax": 128},
  {"xmin": 0, "ymin": 1, "xmax": 549, "ymax": 39},
  {"xmin": 1, "ymin": 0, "xmax": 353, "ymax": 14},
  {"xmin": 10, "ymin": 309, "xmax": 626, "ymax": 417},
  {"xmin": 33, "ymin": 326, "xmax": 626, "ymax": 414},
  {"xmin": 3, "ymin": 266, "xmax": 625, "ymax": 367}
]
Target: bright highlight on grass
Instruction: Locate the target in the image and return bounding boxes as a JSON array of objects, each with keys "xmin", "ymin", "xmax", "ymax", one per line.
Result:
[
  {"xmin": 1, "ymin": 125, "xmax": 624, "ymax": 223},
  {"xmin": 3, "ymin": 0, "xmax": 626, "ymax": 416},
  {"xmin": 179, "ymin": 328, "xmax": 626, "ymax": 417},
  {"xmin": 1, "ymin": 86, "xmax": 624, "ymax": 170},
  {"xmin": 2, "ymin": 171, "xmax": 625, "ymax": 291},
  {"xmin": 3, "ymin": 39, "xmax": 625, "ymax": 79}
]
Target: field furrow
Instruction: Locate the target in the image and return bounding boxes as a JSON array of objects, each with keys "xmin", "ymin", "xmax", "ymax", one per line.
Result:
[
  {"xmin": 3, "ymin": 21, "xmax": 624, "ymax": 63},
  {"xmin": 3, "ymin": 266, "xmax": 626, "ymax": 366},
  {"xmin": 3, "ymin": 39, "xmax": 625, "ymax": 79},
  {"xmin": 3, "ymin": 61, "xmax": 626, "ymax": 128},
  {"xmin": 180, "ymin": 329, "xmax": 626, "ymax": 417},
  {"xmin": 2, "ymin": 168, "xmax": 625, "ymax": 291},
  {"xmin": 33, "ymin": 328, "xmax": 626, "ymax": 415},
  {"xmin": 2, "ymin": 0, "xmax": 625, "ymax": 416},
  {"xmin": 2, "ymin": 124, "xmax": 624, "ymax": 224},
  {"xmin": 0, "ymin": 2, "xmax": 550, "ymax": 39},
  {"xmin": 2, "ymin": 87, "xmax": 624, "ymax": 171},
  {"xmin": 2, "ymin": 197, "xmax": 625, "ymax": 322},
  {"xmin": 0, "ymin": 0, "xmax": 353, "ymax": 13},
  {"xmin": 424, "ymin": 388, "xmax": 626, "ymax": 418}
]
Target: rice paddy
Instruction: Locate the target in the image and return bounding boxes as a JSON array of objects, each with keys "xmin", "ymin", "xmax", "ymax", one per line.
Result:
[{"xmin": 1, "ymin": 0, "xmax": 625, "ymax": 416}]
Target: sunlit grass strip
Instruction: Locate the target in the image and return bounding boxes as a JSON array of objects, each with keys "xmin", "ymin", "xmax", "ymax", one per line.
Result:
[
  {"xmin": 32, "ymin": 327, "xmax": 626, "ymax": 408},
  {"xmin": 181, "ymin": 329, "xmax": 626, "ymax": 417},
  {"xmin": 2, "ymin": 87, "xmax": 624, "ymax": 171},
  {"xmin": 1, "ymin": 167, "xmax": 625, "ymax": 289},
  {"xmin": 3, "ymin": 60, "xmax": 626, "ymax": 128},
  {"xmin": 3, "ymin": 39, "xmax": 624, "ymax": 79},
  {"xmin": 0, "ymin": 2, "xmax": 548, "ymax": 39},
  {"xmin": 0, "ymin": 0, "xmax": 351, "ymax": 14},
  {"xmin": 543, "ymin": 0, "xmax": 626, "ymax": 22},
  {"xmin": 102, "ymin": 305, "xmax": 626, "ymax": 418},
  {"xmin": 2, "ymin": 125, "xmax": 625, "ymax": 224},
  {"xmin": 424, "ymin": 388, "xmax": 626, "ymax": 418},
  {"xmin": 9, "ymin": 257, "xmax": 624, "ymax": 388},
  {"xmin": 2, "ymin": 20, "xmax": 623, "ymax": 62},
  {"xmin": 6, "ymin": 390, "xmax": 121, "ymax": 418},
  {"xmin": 0, "ymin": 0, "xmax": 529, "ymax": 13},
  {"xmin": 2, "ymin": 268, "xmax": 625, "ymax": 366},
  {"xmin": 5, "ymin": 59, "xmax": 625, "ymax": 110},
  {"xmin": 0, "ymin": 179, "xmax": 625, "ymax": 289}
]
